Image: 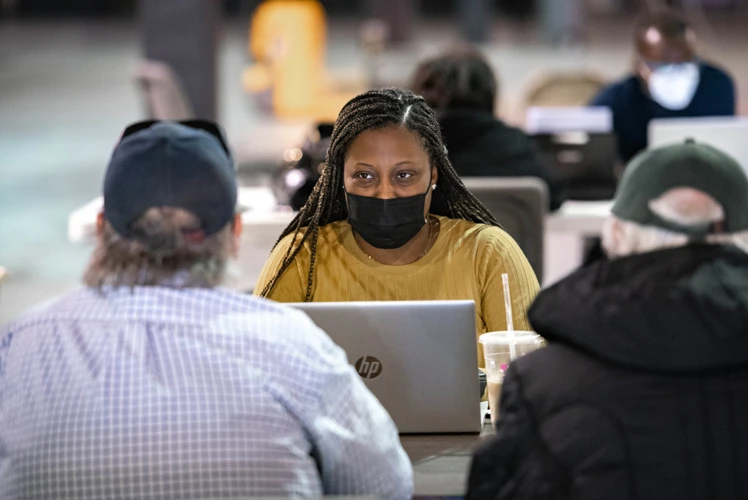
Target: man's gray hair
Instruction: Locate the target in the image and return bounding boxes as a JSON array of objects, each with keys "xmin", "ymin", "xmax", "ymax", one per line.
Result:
[
  {"xmin": 602, "ymin": 188, "xmax": 748, "ymax": 258},
  {"xmin": 83, "ymin": 207, "xmax": 235, "ymax": 289}
]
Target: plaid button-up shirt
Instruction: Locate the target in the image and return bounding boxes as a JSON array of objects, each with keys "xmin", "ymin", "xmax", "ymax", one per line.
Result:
[{"xmin": 0, "ymin": 287, "xmax": 412, "ymax": 499}]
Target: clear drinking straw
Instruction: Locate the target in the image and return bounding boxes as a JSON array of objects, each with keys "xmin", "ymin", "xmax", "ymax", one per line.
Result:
[{"xmin": 502, "ymin": 273, "xmax": 518, "ymax": 360}]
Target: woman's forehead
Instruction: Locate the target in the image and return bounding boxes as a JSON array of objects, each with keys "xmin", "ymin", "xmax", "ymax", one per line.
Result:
[{"xmin": 344, "ymin": 126, "xmax": 429, "ymax": 164}]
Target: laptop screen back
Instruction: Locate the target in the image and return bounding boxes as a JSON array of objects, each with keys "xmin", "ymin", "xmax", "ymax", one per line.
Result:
[{"xmin": 290, "ymin": 300, "xmax": 481, "ymax": 434}]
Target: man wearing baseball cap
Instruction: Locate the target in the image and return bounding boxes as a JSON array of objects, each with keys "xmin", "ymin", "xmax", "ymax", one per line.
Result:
[
  {"xmin": 468, "ymin": 140, "xmax": 748, "ymax": 500},
  {"xmin": 0, "ymin": 121, "xmax": 412, "ymax": 499}
]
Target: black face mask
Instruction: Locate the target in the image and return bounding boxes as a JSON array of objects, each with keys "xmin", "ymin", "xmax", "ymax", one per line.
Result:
[{"xmin": 346, "ymin": 183, "xmax": 431, "ymax": 250}]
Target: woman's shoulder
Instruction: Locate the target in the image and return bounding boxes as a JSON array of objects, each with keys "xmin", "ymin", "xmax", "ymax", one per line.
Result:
[
  {"xmin": 439, "ymin": 216, "xmax": 521, "ymax": 253},
  {"xmin": 437, "ymin": 217, "xmax": 538, "ymax": 287},
  {"xmin": 272, "ymin": 227, "xmax": 306, "ymax": 255},
  {"xmin": 440, "ymin": 216, "xmax": 511, "ymax": 239}
]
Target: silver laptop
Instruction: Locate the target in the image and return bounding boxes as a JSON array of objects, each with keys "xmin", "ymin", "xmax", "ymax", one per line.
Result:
[
  {"xmin": 649, "ymin": 117, "xmax": 748, "ymax": 174},
  {"xmin": 291, "ymin": 300, "xmax": 482, "ymax": 434}
]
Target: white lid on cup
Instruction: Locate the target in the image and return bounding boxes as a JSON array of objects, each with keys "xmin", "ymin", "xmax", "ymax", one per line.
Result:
[{"xmin": 479, "ymin": 331, "xmax": 541, "ymax": 346}]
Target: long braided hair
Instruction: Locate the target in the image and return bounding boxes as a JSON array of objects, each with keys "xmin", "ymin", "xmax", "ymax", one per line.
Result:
[{"xmin": 259, "ymin": 88, "xmax": 500, "ymax": 300}]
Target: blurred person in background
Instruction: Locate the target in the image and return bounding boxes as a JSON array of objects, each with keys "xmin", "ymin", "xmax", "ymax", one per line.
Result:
[
  {"xmin": 411, "ymin": 47, "xmax": 565, "ymax": 211},
  {"xmin": 0, "ymin": 121, "xmax": 412, "ymax": 500},
  {"xmin": 591, "ymin": 9, "xmax": 735, "ymax": 162},
  {"xmin": 255, "ymin": 88, "xmax": 539, "ymax": 370},
  {"xmin": 467, "ymin": 140, "xmax": 748, "ymax": 500}
]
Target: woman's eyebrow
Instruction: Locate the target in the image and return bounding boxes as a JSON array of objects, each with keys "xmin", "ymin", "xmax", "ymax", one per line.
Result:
[{"xmin": 352, "ymin": 161, "xmax": 418, "ymax": 168}]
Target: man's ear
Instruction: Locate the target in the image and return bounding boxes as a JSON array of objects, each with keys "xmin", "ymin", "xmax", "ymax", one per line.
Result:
[
  {"xmin": 601, "ymin": 217, "xmax": 626, "ymax": 258},
  {"xmin": 231, "ymin": 213, "xmax": 243, "ymax": 257},
  {"xmin": 96, "ymin": 212, "xmax": 105, "ymax": 235}
]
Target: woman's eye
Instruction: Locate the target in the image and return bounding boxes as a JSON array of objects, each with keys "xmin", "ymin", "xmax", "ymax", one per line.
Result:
[
  {"xmin": 396, "ymin": 172, "xmax": 414, "ymax": 179},
  {"xmin": 355, "ymin": 172, "xmax": 374, "ymax": 180}
]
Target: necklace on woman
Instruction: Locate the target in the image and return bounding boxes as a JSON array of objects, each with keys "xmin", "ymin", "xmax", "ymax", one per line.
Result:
[{"xmin": 357, "ymin": 216, "xmax": 435, "ymax": 262}]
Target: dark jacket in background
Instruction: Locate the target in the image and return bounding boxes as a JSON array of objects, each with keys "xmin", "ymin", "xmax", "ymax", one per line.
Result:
[
  {"xmin": 439, "ymin": 109, "xmax": 565, "ymax": 211},
  {"xmin": 467, "ymin": 244, "xmax": 748, "ymax": 500},
  {"xmin": 591, "ymin": 63, "xmax": 735, "ymax": 163}
]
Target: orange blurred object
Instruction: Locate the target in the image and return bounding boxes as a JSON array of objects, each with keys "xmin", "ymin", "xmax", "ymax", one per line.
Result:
[{"xmin": 243, "ymin": 0, "xmax": 362, "ymax": 121}]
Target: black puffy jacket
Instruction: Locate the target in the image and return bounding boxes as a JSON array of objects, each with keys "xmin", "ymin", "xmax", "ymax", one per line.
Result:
[{"xmin": 467, "ymin": 244, "xmax": 748, "ymax": 500}]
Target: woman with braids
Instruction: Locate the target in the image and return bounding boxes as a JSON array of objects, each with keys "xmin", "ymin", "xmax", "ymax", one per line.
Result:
[{"xmin": 255, "ymin": 88, "xmax": 539, "ymax": 366}]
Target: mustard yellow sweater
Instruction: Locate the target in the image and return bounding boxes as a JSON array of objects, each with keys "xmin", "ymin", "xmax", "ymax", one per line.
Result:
[{"xmin": 255, "ymin": 216, "xmax": 540, "ymax": 367}]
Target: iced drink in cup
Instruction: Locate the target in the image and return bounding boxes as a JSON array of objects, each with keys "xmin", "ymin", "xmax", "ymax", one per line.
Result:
[{"xmin": 479, "ymin": 331, "xmax": 544, "ymax": 426}]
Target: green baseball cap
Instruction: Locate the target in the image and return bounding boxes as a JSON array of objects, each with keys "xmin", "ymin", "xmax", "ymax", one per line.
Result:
[{"xmin": 611, "ymin": 139, "xmax": 748, "ymax": 237}]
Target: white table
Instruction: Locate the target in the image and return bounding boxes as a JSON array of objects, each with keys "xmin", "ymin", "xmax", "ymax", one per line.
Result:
[
  {"xmin": 545, "ymin": 200, "xmax": 612, "ymax": 236},
  {"xmin": 543, "ymin": 200, "xmax": 612, "ymax": 284},
  {"xmin": 68, "ymin": 189, "xmax": 611, "ymax": 289}
]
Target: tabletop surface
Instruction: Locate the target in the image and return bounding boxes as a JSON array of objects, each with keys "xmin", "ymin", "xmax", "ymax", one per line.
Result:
[{"xmin": 401, "ymin": 422, "xmax": 494, "ymax": 496}]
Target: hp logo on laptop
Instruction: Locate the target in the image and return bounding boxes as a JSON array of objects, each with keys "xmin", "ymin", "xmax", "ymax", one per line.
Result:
[{"xmin": 354, "ymin": 356, "xmax": 382, "ymax": 379}]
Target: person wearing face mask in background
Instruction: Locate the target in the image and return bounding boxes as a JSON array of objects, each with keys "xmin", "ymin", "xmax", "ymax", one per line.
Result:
[
  {"xmin": 254, "ymin": 88, "xmax": 540, "ymax": 370},
  {"xmin": 590, "ymin": 9, "xmax": 735, "ymax": 163}
]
